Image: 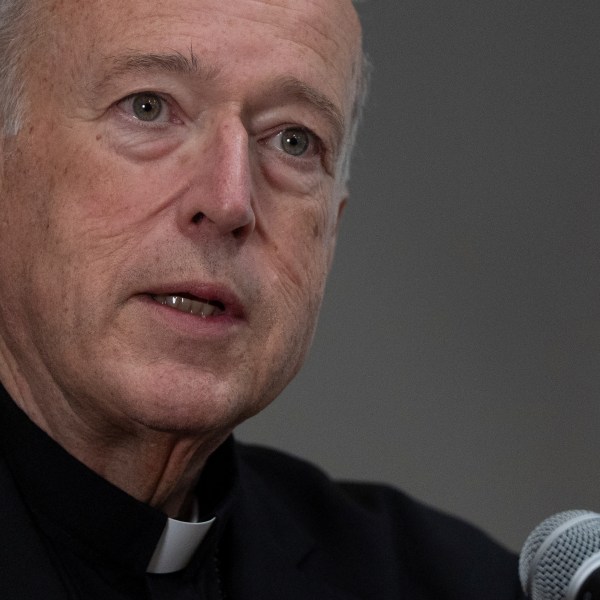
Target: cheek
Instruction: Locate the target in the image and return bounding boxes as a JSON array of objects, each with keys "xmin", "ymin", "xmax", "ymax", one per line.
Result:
[
  {"xmin": 41, "ymin": 141, "xmax": 173, "ymax": 277},
  {"xmin": 0, "ymin": 137, "xmax": 147, "ymax": 330},
  {"xmin": 260, "ymin": 198, "xmax": 336, "ymax": 330}
]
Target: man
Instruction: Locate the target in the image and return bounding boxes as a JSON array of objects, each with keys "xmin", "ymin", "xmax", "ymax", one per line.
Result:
[{"xmin": 0, "ymin": 0, "xmax": 524, "ymax": 598}]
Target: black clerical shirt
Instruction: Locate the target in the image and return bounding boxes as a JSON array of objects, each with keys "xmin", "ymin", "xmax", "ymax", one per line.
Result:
[
  {"xmin": 0, "ymin": 385, "xmax": 237, "ymax": 600},
  {"xmin": 0, "ymin": 384, "xmax": 525, "ymax": 600}
]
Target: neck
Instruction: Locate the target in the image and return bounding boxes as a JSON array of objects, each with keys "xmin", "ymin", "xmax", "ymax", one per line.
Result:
[
  {"xmin": 67, "ymin": 428, "xmax": 229, "ymax": 518},
  {"xmin": 0, "ymin": 367, "xmax": 229, "ymax": 519}
]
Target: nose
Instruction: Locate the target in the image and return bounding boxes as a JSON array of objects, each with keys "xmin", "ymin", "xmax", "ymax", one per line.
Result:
[{"xmin": 178, "ymin": 115, "xmax": 255, "ymax": 241}]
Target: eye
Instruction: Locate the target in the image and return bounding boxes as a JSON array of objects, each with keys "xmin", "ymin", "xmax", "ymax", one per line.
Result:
[
  {"xmin": 132, "ymin": 93, "xmax": 163, "ymax": 121},
  {"xmin": 117, "ymin": 92, "xmax": 169, "ymax": 123},
  {"xmin": 277, "ymin": 127, "xmax": 314, "ymax": 157}
]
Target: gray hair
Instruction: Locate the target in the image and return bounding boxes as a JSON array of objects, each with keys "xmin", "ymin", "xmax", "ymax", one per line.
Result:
[
  {"xmin": 0, "ymin": 0, "xmax": 37, "ymax": 137},
  {"xmin": 342, "ymin": 49, "xmax": 371, "ymax": 183}
]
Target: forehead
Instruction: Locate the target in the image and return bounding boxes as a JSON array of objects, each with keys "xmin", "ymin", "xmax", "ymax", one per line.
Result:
[
  {"xmin": 40, "ymin": 0, "xmax": 361, "ymax": 114},
  {"xmin": 51, "ymin": 0, "xmax": 359, "ymax": 42}
]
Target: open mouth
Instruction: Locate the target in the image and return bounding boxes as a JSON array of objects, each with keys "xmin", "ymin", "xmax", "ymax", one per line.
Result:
[{"xmin": 151, "ymin": 294, "xmax": 226, "ymax": 318}]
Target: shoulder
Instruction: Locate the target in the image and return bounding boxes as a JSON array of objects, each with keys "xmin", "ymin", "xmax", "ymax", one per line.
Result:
[{"xmin": 235, "ymin": 442, "xmax": 524, "ymax": 600}]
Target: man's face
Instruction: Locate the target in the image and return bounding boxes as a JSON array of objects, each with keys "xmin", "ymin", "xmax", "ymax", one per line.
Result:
[{"xmin": 0, "ymin": 0, "xmax": 360, "ymax": 436}]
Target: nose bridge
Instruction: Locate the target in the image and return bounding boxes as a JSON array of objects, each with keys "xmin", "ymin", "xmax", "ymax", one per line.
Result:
[
  {"xmin": 184, "ymin": 110, "xmax": 254, "ymax": 238},
  {"xmin": 211, "ymin": 114, "xmax": 250, "ymax": 205}
]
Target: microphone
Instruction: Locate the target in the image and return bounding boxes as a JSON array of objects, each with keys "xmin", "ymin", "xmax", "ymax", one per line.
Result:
[{"xmin": 519, "ymin": 510, "xmax": 600, "ymax": 600}]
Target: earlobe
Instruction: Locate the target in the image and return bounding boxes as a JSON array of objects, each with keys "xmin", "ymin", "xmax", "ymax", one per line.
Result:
[
  {"xmin": 337, "ymin": 197, "xmax": 347, "ymax": 225},
  {"xmin": 334, "ymin": 194, "xmax": 348, "ymax": 236},
  {"xmin": 326, "ymin": 194, "xmax": 347, "ymax": 271}
]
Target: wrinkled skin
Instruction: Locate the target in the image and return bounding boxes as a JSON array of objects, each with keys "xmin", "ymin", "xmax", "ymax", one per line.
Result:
[{"xmin": 0, "ymin": 0, "xmax": 361, "ymax": 515}]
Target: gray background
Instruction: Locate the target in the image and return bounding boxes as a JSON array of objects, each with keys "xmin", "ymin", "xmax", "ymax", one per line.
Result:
[{"xmin": 238, "ymin": 1, "xmax": 600, "ymax": 552}]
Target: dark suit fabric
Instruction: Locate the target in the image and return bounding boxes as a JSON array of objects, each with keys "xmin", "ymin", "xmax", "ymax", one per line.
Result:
[
  {"xmin": 226, "ymin": 444, "xmax": 524, "ymax": 600},
  {"xmin": 0, "ymin": 435, "xmax": 523, "ymax": 600}
]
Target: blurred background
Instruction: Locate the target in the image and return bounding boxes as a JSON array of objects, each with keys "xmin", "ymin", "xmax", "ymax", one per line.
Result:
[{"xmin": 238, "ymin": 1, "xmax": 600, "ymax": 552}]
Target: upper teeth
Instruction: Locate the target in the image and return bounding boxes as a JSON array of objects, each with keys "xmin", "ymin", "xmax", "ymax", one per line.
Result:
[{"xmin": 153, "ymin": 295, "xmax": 222, "ymax": 317}]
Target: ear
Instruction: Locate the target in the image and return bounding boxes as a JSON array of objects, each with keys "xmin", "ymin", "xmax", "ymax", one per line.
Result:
[
  {"xmin": 326, "ymin": 189, "xmax": 348, "ymax": 270},
  {"xmin": 336, "ymin": 196, "xmax": 347, "ymax": 229},
  {"xmin": 334, "ymin": 182, "xmax": 348, "ymax": 233}
]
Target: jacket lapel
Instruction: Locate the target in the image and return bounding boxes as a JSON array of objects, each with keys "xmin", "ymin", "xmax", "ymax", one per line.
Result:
[
  {"xmin": 229, "ymin": 538, "xmax": 362, "ymax": 600},
  {"xmin": 227, "ymin": 456, "xmax": 363, "ymax": 600}
]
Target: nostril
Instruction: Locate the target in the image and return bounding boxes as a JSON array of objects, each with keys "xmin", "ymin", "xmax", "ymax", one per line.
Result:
[
  {"xmin": 232, "ymin": 222, "xmax": 250, "ymax": 239},
  {"xmin": 192, "ymin": 212, "xmax": 205, "ymax": 224}
]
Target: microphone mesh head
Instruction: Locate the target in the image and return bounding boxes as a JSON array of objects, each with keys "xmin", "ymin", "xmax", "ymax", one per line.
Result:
[{"xmin": 519, "ymin": 510, "xmax": 600, "ymax": 600}]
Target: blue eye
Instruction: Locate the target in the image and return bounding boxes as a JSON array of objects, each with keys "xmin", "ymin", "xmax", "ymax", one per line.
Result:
[
  {"xmin": 131, "ymin": 93, "xmax": 164, "ymax": 122},
  {"xmin": 280, "ymin": 128, "xmax": 311, "ymax": 156}
]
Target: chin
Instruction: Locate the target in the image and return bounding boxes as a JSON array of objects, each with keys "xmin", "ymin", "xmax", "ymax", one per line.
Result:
[
  {"xmin": 111, "ymin": 375, "xmax": 264, "ymax": 437},
  {"xmin": 91, "ymin": 346, "xmax": 297, "ymax": 437}
]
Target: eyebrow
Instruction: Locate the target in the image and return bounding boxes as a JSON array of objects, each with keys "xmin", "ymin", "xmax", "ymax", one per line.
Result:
[{"xmin": 92, "ymin": 49, "xmax": 220, "ymax": 94}]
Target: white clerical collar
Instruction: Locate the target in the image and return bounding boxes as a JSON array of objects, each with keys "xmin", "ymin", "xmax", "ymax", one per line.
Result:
[{"xmin": 146, "ymin": 501, "xmax": 215, "ymax": 574}]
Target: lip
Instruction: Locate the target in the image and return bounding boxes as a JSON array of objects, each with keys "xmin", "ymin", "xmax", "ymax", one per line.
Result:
[
  {"xmin": 134, "ymin": 281, "xmax": 247, "ymax": 334},
  {"xmin": 146, "ymin": 282, "xmax": 245, "ymax": 318}
]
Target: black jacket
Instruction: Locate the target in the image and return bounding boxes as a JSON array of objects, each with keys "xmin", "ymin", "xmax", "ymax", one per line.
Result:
[{"xmin": 0, "ymin": 435, "xmax": 524, "ymax": 599}]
